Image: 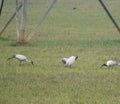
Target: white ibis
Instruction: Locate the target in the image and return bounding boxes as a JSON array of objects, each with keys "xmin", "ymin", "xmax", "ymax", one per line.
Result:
[
  {"xmin": 62, "ymin": 56, "xmax": 78, "ymax": 68},
  {"xmin": 100, "ymin": 60, "xmax": 120, "ymax": 68},
  {"xmin": 7, "ymin": 54, "xmax": 34, "ymax": 65}
]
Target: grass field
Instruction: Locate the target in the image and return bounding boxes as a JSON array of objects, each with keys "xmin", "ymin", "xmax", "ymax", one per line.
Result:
[{"xmin": 0, "ymin": 0, "xmax": 120, "ymax": 104}]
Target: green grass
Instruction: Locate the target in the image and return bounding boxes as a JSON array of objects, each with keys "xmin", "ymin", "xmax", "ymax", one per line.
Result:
[{"xmin": 0, "ymin": 0, "xmax": 120, "ymax": 104}]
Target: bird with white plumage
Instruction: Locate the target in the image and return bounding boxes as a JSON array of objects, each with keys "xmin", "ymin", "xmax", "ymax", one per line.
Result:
[
  {"xmin": 7, "ymin": 54, "xmax": 34, "ymax": 65},
  {"xmin": 100, "ymin": 60, "xmax": 120, "ymax": 68},
  {"xmin": 62, "ymin": 55, "xmax": 78, "ymax": 68}
]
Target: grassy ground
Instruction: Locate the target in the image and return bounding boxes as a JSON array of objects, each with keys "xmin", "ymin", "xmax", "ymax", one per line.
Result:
[{"xmin": 0, "ymin": 0, "xmax": 120, "ymax": 104}]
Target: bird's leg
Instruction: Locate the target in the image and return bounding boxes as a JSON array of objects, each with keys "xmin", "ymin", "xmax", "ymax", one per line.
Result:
[
  {"xmin": 69, "ymin": 65, "xmax": 72, "ymax": 68},
  {"xmin": 19, "ymin": 61, "xmax": 22, "ymax": 66}
]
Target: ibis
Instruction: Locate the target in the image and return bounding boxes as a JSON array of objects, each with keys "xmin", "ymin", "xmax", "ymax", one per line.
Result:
[
  {"xmin": 100, "ymin": 60, "xmax": 120, "ymax": 68},
  {"xmin": 7, "ymin": 54, "xmax": 34, "ymax": 65},
  {"xmin": 62, "ymin": 56, "xmax": 78, "ymax": 68}
]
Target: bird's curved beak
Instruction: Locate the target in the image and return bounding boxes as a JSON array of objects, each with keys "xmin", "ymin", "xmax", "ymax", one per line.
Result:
[
  {"xmin": 100, "ymin": 64, "xmax": 106, "ymax": 68},
  {"xmin": 31, "ymin": 61, "xmax": 34, "ymax": 65},
  {"xmin": 7, "ymin": 57, "xmax": 12, "ymax": 61},
  {"xmin": 75, "ymin": 56, "xmax": 78, "ymax": 60}
]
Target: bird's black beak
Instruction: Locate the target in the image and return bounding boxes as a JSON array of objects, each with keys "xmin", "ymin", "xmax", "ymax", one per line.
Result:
[
  {"xmin": 7, "ymin": 57, "xmax": 12, "ymax": 61},
  {"xmin": 31, "ymin": 61, "xmax": 34, "ymax": 65},
  {"xmin": 7, "ymin": 55, "xmax": 15, "ymax": 61},
  {"xmin": 75, "ymin": 56, "xmax": 78, "ymax": 60},
  {"xmin": 100, "ymin": 64, "xmax": 106, "ymax": 68}
]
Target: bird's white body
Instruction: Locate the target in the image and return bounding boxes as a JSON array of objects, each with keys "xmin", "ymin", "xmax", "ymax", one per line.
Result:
[
  {"xmin": 62, "ymin": 56, "xmax": 78, "ymax": 67},
  {"xmin": 65, "ymin": 56, "xmax": 77, "ymax": 67},
  {"xmin": 15, "ymin": 54, "xmax": 27, "ymax": 61},
  {"xmin": 7, "ymin": 54, "xmax": 33, "ymax": 65},
  {"xmin": 106, "ymin": 60, "xmax": 117, "ymax": 66},
  {"xmin": 101, "ymin": 60, "xmax": 120, "ymax": 68}
]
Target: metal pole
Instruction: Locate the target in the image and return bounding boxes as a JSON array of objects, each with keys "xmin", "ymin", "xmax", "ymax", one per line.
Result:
[
  {"xmin": 20, "ymin": 0, "xmax": 27, "ymax": 43},
  {"xmin": 16, "ymin": 0, "xmax": 20, "ymax": 42},
  {"xmin": 98, "ymin": 0, "xmax": 120, "ymax": 33}
]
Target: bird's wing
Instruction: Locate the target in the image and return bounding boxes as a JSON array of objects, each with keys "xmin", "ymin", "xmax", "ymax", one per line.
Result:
[
  {"xmin": 16, "ymin": 54, "xmax": 26, "ymax": 60},
  {"xmin": 62, "ymin": 58, "xmax": 68, "ymax": 64}
]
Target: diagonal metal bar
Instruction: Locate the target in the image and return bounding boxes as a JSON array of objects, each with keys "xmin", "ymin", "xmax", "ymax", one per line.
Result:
[
  {"xmin": 98, "ymin": 0, "xmax": 120, "ymax": 33},
  {"xmin": 0, "ymin": 0, "xmax": 4, "ymax": 16},
  {"xmin": 26, "ymin": 0, "xmax": 57, "ymax": 42},
  {"xmin": 0, "ymin": 2, "xmax": 22, "ymax": 36}
]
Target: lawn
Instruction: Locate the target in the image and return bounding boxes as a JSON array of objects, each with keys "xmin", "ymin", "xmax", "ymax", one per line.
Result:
[{"xmin": 0, "ymin": 0, "xmax": 120, "ymax": 104}]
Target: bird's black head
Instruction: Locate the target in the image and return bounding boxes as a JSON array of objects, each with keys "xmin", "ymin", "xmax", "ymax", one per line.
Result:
[
  {"xmin": 12, "ymin": 54, "xmax": 16, "ymax": 58},
  {"xmin": 100, "ymin": 64, "xmax": 107, "ymax": 68},
  {"xmin": 62, "ymin": 60, "xmax": 66, "ymax": 64},
  {"xmin": 75, "ymin": 56, "xmax": 78, "ymax": 60}
]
